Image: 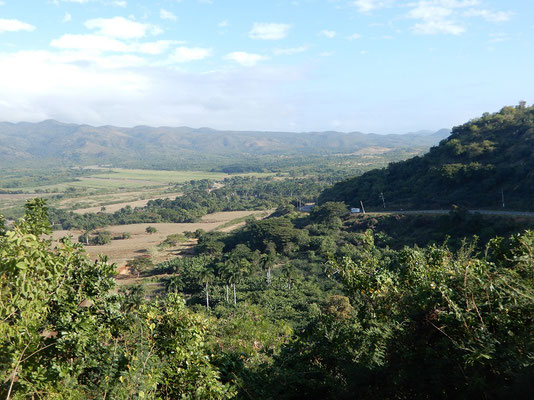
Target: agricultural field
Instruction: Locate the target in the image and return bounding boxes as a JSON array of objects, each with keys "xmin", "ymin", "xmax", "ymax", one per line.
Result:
[
  {"xmin": 51, "ymin": 210, "xmax": 271, "ymax": 268},
  {"xmin": 68, "ymin": 192, "xmax": 184, "ymax": 214},
  {"xmin": 0, "ymin": 167, "xmax": 274, "ymax": 217}
]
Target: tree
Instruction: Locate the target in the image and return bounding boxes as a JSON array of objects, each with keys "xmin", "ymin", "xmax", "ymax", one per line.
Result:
[
  {"xmin": 197, "ymin": 266, "xmax": 216, "ymax": 310},
  {"xmin": 146, "ymin": 226, "xmax": 157, "ymax": 234},
  {"xmin": 18, "ymin": 198, "xmax": 51, "ymax": 236},
  {"xmin": 281, "ymin": 263, "xmax": 298, "ymax": 290},
  {"xmin": 311, "ymin": 201, "xmax": 348, "ymax": 227},
  {"xmin": 92, "ymin": 230, "xmax": 112, "ymax": 245},
  {"xmin": 165, "ymin": 274, "xmax": 185, "ymax": 293},
  {"xmin": 220, "ymin": 258, "xmax": 250, "ymax": 305},
  {"xmin": 127, "ymin": 255, "xmax": 153, "ymax": 278},
  {"xmin": 259, "ymin": 250, "xmax": 277, "ymax": 286}
]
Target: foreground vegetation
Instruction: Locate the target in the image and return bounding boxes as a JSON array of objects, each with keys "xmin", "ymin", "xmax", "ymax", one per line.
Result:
[{"xmin": 1, "ymin": 200, "xmax": 533, "ymax": 399}]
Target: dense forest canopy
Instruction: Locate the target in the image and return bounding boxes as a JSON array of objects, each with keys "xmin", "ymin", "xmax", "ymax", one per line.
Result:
[{"xmin": 320, "ymin": 104, "xmax": 534, "ymax": 211}]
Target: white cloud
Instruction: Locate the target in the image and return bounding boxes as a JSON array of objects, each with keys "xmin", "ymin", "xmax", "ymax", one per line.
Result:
[
  {"xmin": 319, "ymin": 29, "xmax": 337, "ymax": 38},
  {"xmin": 218, "ymin": 20, "xmax": 229, "ymax": 27},
  {"xmin": 0, "ymin": 48, "xmax": 307, "ymax": 131},
  {"xmin": 110, "ymin": 0, "xmax": 127, "ymax": 6},
  {"xmin": 51, "ymin": 33, "xmax": 181, "ymax": 56},
  {"xmin": 0, "ymin": 19, "xmax": 35, "ymax": 33},
  {"xmin": 51, "ymin": 34, "xmax": 131, "ymax": 52},
  {"xmin": 412, "ymin": 19, "xmax": 464, "ymax": 34},
  {"xmin": 137, "ymin": 40, "xmax": 180, "ymax": 55},
  {"xmin": 226, "ymin": 51, "xmax": 267, "ymax": 66},
  {"xmin": 160, "ymin": 9, "xmax": 177, "ymax": 21},
  {"xmin": 407, "ymin": 1, "xmax": 471, "ymax": 35},
  {"xmin": 463, "ymin": 9, "xmax": 512, "ymax": 22},
  {"xmin": 404, "ymin": 1, "xmax": 510, "ymax": 35},
  {"xmin": 273, "ymin": 46, "xmax": 308, "ymax": 56},
  {"xmin": 249, "ymin": 23, "xmax": 291, "ymax": 40},
  {"xmin": 347, "ymin": 33, "xmax": 362, "ymax": 40},
  {"xmin": 85, "ymin": 16, "xmax": 160, "ymax": 39},
  {"xmin": 167, "ymin": 46, "xmax": 212, "ymax": 63},
  {"xmin": 351, "ymin": 0, "xmax": 391, "ymax": 13},
  {"xmin": 63, "ymin": 12, "xmax": 72, "ymax": 23}
]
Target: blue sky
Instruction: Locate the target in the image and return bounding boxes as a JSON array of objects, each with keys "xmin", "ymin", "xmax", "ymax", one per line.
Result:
[{"xmin": 0, "ymin": 0, "xmax": 532, "ymax": 133}]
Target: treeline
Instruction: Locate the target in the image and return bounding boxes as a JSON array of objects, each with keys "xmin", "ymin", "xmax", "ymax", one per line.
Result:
[
  {"xmin": 49, "ymin": 176, "xmax": 333, "ymax": 230},
  {"xmin": 320, "ymin": 104, "xmax": 534, "ymax": 211},
  {"xmin": 2, "ymin": 200, "xmax": 533, "ymax": 398}
]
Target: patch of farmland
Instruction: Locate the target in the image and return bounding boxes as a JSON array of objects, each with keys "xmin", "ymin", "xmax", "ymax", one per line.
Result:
[
  {"xmin": 51, "ymin": 210, "xmax": 271, "ymax": 268},
  {"xmin": 70, "ymin": 192, "xmax": 183, "ymax": 214}
]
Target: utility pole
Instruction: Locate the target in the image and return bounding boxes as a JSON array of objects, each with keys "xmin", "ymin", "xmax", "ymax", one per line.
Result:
[
  {"xmin": 360, "ymin": 200, "xmax": 366, "ymax": 214},
  {"xmin": 380, "ymin": 192, "xmax": 386, "ymax": 209},
  {"xmin": 501, "ymin": 188, "xmax": 505, "ymax": 209}
]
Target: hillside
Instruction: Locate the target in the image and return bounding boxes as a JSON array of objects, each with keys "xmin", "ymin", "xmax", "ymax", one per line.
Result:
[
  {"xmin": 0, "ymin": 120, "xmax": 449, "ymax": 167},
  {"xmin": 320, "ymin": 104, "xmax": 534, "ymax": 211}
]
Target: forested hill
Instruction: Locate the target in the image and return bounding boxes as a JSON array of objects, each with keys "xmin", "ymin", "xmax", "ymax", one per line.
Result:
[
  {"xmin": 320, "ymin": 104, "xmax": 534, "ymax": 211},
  {"xmin": 0, "ymin": 120, "xmax": 448, "ymax": 167}
]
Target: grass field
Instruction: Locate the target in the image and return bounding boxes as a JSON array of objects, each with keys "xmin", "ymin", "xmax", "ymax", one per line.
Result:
[
  {"xmin": 89, "ymin": 168, "xmax": 236, "ymax": 183},
  {"xmin": 0, "ymin": 167, "xmax": 274, "ymax": 216}
]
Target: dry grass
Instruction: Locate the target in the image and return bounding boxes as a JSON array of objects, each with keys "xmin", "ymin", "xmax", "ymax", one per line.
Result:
[{"xmin": 52, "ymin": 210, "xmax": 271, "ymax": 268}]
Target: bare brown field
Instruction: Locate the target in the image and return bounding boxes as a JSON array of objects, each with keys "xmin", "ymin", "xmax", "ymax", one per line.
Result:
[{"xmin": 51, "ymin": 210, "xmax": 271, "ymax": 268}]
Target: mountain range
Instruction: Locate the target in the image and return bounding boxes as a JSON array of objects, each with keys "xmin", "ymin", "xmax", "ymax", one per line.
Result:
[{"xmin": 0, "ymin": 120, "xmax": 450, "ymax": 167}]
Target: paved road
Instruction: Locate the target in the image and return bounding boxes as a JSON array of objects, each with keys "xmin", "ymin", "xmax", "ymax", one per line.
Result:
[{"xmin": 367, "ymin": 210, "xmax": 534, "ymax": 218}]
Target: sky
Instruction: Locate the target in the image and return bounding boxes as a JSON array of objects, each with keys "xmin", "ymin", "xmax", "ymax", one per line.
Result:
[{"xmin": 0, "ymin": 0, "xmax": 532, "ymax": 134}]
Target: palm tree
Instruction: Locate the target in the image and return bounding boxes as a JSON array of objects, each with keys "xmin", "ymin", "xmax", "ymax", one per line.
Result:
[
  {"xmin": 197, "ymin": 266, "xmax": 215, "ymax": 310},
  {"xmin": 259, "ymin": 252, "xmax": 277, "ymax": 286},
  {"xmin": 165, "ymin": 275, "xmax": 184, "ymax": 293},
  {"xmin": 281, "ymin": 263, "xmax": 297, "ymax": 290},
  {"xmin": 217, "ymin": 260, "xmax": 231, "ymax": 303},
  {"xmin": 220, "ymin": 258, "xmax": 250, "ymax": 305}
]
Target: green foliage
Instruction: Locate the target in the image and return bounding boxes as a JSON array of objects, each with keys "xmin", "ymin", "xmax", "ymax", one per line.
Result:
[
  {"xmin": 78, "ymin": 230, "xmax": 112, "ymax": 245},
  {"xmin": 114, "ymin": 231, "xmax": 132, "ymax": 240},
  {"xmin": 158, "ymin": 233, "xmax": 187, "ymax": 248},
  {"xmin": 17, "ymin": 198, "xmax": 51, "ymax": 236},
  {"xmin": 0, "ymin": 203, "xmax": 117, "ymax": 398},
  {"xmin": 0, "ymin": 201, "xmax": 236, "ymax": 399},
  {"xmin": 127, "ymin": 256, "xmax": 154, "ymax": 278},
  {"xmin": 321, "ymin": 104, "xmax": 534, "ymax": 210},
  {"xmin": 145, "ymin": 226, "xmax": 157, "ymax": 234},
  {"xmin": 142, "ymin": 294, "xmax": 235, "ymax": 399}
]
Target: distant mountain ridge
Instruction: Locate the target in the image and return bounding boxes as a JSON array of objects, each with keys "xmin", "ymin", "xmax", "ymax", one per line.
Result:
[
  {"xmin": 319, "ymin": 105, "xmax": 534, "ymax": 211},
  {"xmin": 0, "ymin": 120, "xmax": 450, "ymax": 167}
]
